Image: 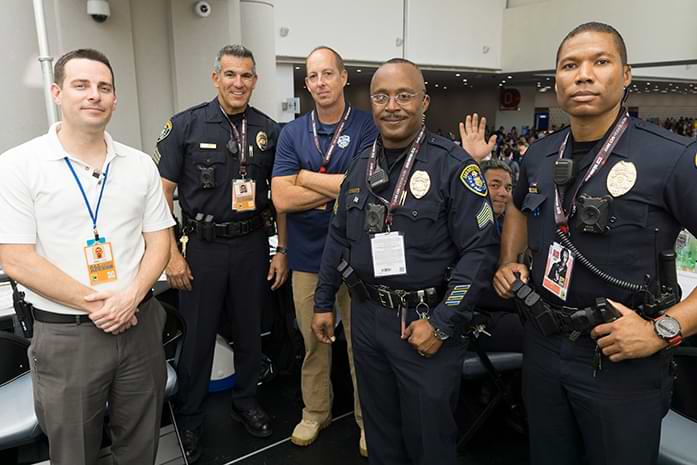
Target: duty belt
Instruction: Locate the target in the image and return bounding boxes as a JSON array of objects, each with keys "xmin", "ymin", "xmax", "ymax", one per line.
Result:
[
  {"xmin": 510, "ymin": 279, "xmax": 620, "ymax": 339},
  {"xmin": 365, "ymin": 283, "xmax": 443, "ymax": 310},
  {"xmin": 184, "ymin": 212, "xmax": 264, "ymax": 240}
]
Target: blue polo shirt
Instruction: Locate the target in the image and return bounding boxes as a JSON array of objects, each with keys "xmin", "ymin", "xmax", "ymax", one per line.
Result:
[{"xmin": 273, "ymin": 107, "xmax": 377, "ymax": 273}]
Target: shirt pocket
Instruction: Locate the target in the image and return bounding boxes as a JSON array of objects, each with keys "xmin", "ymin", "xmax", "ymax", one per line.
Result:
[
  {"xmin": 607, "ymin": 199, "xmax": 649, "ymax": 265},
  {"xmin": 391, "ymin": 200, "xmax": 441, "ymax": 249},
  {"xmin": 521, "ymin": 192, "xmax": 547, "ymax": 252},
  {"xmin": 345, "ymin": 191, "xmax": 368, "ymax": 241},
  {"xmin": 191, "ymin": 150, "xmax": 227, "ymax": 189}
]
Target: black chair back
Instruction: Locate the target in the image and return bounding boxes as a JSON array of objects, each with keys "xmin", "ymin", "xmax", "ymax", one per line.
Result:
[
  {"xmin": 672, "ymin": 346, "xmax": 697, "ymax": 422},
  {"xmin": 0, "ymin": 333, "xmax": 30, "ymax": 387},
  {"xmin": 160, "ymin": 300, "xmax": 186, "ymax": 368}
]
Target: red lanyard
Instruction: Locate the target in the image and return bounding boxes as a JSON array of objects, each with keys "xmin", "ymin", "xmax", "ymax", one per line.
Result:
[
  {"xmin": 553, "ymin": 112, "xmax": 629, "ymax": 230},
  {"xmin": 220, "ymin": 106, "xmax": 248, "ymax": 177},
  {"xmin": 311, "ymin": 105, "xmax": 351, "ymax": 173},
  {"xmin": 366, "ymin": 126, "xmax": 426, "ymax": 226}
]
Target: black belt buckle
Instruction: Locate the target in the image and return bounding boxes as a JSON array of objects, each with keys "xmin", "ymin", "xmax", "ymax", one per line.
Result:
[{"xmin": 376, "ymin": 287, "xmax": 394, "ymax": 309}]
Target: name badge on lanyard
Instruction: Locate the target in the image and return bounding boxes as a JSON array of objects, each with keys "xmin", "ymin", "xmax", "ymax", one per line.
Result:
[
  {"xmin": 64, "ymin": 158, "xmax": 118, "ymax": 285},
  {"xmin": 85, "ymin": 237, "xmax": 118, "ymax": 284},
  {"xmin": 365, "ymin": 125, "xmax": 427, "ymax": 278},
  {"xmin": 371, "ymin": 231, "xmax": 407, "ymax": 277},
  {"xmin": 542, "ymin": 242, "xmax": 574, "ymax": 301}
]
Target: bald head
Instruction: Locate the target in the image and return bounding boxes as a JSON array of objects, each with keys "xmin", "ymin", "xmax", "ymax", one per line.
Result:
[
  {"xmin": 370, "ymin": 58, "xmax": 425, "ymax": 94},
  {"xmin": 370, "ymin": 58, "xmax": 429, "ymax": 149}
]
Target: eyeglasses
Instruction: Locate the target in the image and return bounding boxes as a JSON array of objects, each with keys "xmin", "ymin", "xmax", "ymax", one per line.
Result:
[{"xmin": 369, "ymin": 91, "xmax": 423, "ymax": 106}]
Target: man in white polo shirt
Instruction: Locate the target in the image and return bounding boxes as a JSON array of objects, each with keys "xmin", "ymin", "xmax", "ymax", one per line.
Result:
[{"xmin": 0, "ymin": 49, "xmax": 174, "ymax": 465}]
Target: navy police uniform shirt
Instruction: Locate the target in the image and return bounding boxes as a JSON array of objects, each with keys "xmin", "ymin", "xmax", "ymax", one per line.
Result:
[
  {"xmin": 513, "ymin": 117, "xmax": 697, "ymax": 308},
  {"xmin": 155, "ymin": 98, "xmax": 280, "ymax": 222},
  {"xmin": 315, "ymin": 132, "xmax": 500, "ymax": 337},
  {"xmin": 272, "ymin": 107, "xmax": 377, "ymax": 273}
]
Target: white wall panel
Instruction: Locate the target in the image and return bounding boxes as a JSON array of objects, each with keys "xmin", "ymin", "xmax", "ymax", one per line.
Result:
[
  {"xmin": 274, "ymin": 0, "xmax": 404, "ymax": 62},
  {"xmin": 405, "ymin": 0, "xmax": 506, "ymax": 70},
  {"xmin": 502, "ymin": 0, "xmax": 697, "ymax": 73}
]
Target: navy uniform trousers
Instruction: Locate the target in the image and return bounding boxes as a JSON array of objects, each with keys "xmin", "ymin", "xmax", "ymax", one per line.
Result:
[
  {"xmin": 523, "ymin": 321, "xmax": 673, "ymax": 465},
  {"xmin": 175, "ymin": 227, "xmax": 269, "ymax": 432},
  {"xmin": 352, "ymin": 299, "xmax": 468, "ymax": 465}
]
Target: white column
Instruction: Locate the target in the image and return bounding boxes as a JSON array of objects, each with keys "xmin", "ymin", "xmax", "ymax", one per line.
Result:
[{"xmin": 240, "ymin": 0, "xmax": 279, "ymax": 119}]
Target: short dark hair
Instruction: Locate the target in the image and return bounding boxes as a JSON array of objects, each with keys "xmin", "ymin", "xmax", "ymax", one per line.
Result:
[
  {"xmin": 556, "ymin": 22, "xmax": 628, "ymax": 66},
  {"xmin": 306, "ymin": 46, "xmax": 345, "ymax": 72},
  {"xmin": 215, "ymin": 45, "xmax": 256, "ymax": 74},
  {"xmin": 54, "ymin": 49, "xmax": 115, "ymax": 88},
  {"xmin": 480, "ymin": 159, "xmax": 513, "ymax": 177}
]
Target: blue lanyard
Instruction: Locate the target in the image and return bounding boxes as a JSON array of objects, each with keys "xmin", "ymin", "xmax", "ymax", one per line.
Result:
[{"xmin": 64, "ymin": 158, "xmax": 110, "ymax": 241}]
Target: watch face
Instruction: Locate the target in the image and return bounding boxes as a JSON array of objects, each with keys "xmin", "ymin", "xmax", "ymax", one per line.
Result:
[{"xmin": 656, "ymin": 317, "xmax": 681, "ymax": 338}]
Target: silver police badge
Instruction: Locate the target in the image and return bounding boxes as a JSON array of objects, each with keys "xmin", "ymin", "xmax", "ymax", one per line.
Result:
[
  {"xmin": 606, "ymin": 160, "xmax": 637, "ymax": 197},
  {"xmin": 337, "ymin": 134, "xmax": 351, "ymax": 149},
  {"xmin": 409, "ymin": 170, "xmax": 431, "ymax": 199}
]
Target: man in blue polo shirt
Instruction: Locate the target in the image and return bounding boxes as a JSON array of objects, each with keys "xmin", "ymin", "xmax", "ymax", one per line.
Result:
[{"xmin": 272, "ymin": 45, "xmax": 377, "ymax": 456}]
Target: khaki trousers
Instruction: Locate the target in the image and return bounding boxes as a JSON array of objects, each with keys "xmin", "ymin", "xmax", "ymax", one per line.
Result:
[
  {"xmin": 292, "ymin": 271, "xmax": 362, "ymax": 429},
  {"xmin": 29, "ymin": 298, "xmax": 167, "ymax": 465}
]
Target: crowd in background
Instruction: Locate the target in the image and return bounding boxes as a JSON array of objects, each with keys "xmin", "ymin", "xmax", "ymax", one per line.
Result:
[{"xmin": 661, "ymin": 116, "xmax": 696, "ymax": 138}]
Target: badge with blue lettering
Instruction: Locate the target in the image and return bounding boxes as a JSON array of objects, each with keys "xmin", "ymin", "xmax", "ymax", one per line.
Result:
[
  {"xmin": 460, "ymin": 164, "xmax": 488, "ymax": 197},
  {"xmin": 337, "ymin": 134, "xmax": 351, "ymax": 149}
]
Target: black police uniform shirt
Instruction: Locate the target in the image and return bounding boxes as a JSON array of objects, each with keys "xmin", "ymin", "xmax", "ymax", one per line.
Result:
[
  {"xmin": 315, "ymin": 132, "xmax": 500, "ymax": 337},
  {"xmin": 513, "ymin": 117, "xmax": 697, "ymax": 309},
  {"xmin": 155, "ymin": 98, "xmax": 280, "ymax": 222}
]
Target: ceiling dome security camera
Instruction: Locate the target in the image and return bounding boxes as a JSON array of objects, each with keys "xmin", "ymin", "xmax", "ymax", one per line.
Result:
[
  {"xmin": 87, "ymin": 0, "xmax": 111, "ymax": 23},
  {"xmin": 194, "ymin": 1, "xmax": 212, "ymax": 18}
]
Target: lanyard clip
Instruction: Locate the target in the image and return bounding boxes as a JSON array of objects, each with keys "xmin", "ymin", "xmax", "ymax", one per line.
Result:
[{"xmin": 93, "ymin": 228, "xmax": 100, "ymax": 242}]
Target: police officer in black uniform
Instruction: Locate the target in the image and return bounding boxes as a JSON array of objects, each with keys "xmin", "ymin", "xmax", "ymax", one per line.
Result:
[
  {"xmin": 312, "ymin": 58, "xmax": 498, "ymax": 465},
  {"xmin": 156, "ymin": 45, "xmax": 288, "ymax": 463},
  {"xmin": 494, "ymin": 23, "xmax": 697, "ymax": 465}
]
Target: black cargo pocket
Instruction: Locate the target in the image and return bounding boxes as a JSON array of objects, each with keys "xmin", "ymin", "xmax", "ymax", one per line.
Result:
[{"xmin": 346, "ymin": 192, "xmax": 368, "ymax": 241}]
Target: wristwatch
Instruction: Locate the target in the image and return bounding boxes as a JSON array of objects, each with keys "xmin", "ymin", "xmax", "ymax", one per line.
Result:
[
  {"xmin": 275, "ymin": 245, "xmax": 288, "ymax": 255},
  {"xmin": 433, "ymin": 326, "xmax": 450, "ymax": 341},
  {"xmin": 653, "ymin": 314, "xmax": 682, "ymax": 348}
]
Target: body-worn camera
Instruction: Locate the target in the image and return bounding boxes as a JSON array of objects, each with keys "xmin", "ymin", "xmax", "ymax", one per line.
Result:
[
  {"xmin": 368, "ymin": 167, "xmax": 389, "ymax": 193},
  {"xmin": 198, "ymin": 165, "xmax": 216, "ymax": 189},
  {"xmin": 365, "ymin": 203, "xmax": 387, "ymax": 234},
  {"xmin": 575, "ymin": 194, "xmax": 611, "ymax": 234}
]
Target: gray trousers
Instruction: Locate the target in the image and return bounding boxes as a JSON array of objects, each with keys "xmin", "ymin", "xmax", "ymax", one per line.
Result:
[{"xmin": 29, "ymin": 298, "xmax": 167, "ymax": 465}]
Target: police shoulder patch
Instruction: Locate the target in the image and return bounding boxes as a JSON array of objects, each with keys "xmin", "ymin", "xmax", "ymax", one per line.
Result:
[
  {"xmin": 460, "ymin": 164, "xmax": 488, "ymax": 197},
  {"xmin": 157, "ymin": 120, "xmax": 172, "ymax": 143}
]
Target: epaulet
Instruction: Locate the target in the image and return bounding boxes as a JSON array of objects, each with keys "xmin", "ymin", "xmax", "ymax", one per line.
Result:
[
  {"xmin": 169, "ymin": 101, "xmax": 209, "ymax": 122},
  {"xmin": 248, "ymin": 106, "xmax": 277, "ymax": 124},
  {"xmin": 634, "ymin": 118, "xmax": 692, "ymax": 147},
  {"xmin": 427, "ymin": 133, "xmax": 458, "ymax": 152}
]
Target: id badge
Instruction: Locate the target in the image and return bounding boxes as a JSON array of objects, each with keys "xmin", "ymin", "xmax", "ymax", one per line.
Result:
[
  {"xmin": 542, "ymin": 241, "xmax": 574, "ymax": 301},
  {"xmin": 232, "ymin": 179, "xmax": 256, "ymax": 211},
  {"xmin": 84, "ymin": 237, "xmax": 118, "ymax": 284},
  {"xmin": 371, "ymin": 231, "xmax": 407, "ymax": 277}
]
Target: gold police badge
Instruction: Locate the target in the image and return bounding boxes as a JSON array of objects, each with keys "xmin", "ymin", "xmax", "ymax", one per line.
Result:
[
  {"xmin": 409, "ymin": 170, "xmax": 431, "ymax": 199},
  {"xmin": 606, "ymin": 160, "xmax": 637, "ymax": 197},
  {"xmin": 256, "ymin": 131, "xmax": 268, "ymax": 151}
]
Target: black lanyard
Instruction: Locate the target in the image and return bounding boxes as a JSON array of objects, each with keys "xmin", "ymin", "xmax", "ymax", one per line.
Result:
[
  {"xmin": 366, "ymin": 126, "xmax": 426, "ymax": 226},
  {"xmin": 311, "ymin": 105, "xmax": 351, "ymax": 173},
  {"xmin": 220, "ymin": 106, "xmax": 248, "ymax": 177},
  {"xmin": 553, "ymin": 112, "xmax": 629, "ymax": 231}
]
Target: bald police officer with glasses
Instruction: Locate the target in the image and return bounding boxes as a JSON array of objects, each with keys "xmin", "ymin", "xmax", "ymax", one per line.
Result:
[{"xmin": 313, "ymin": 58, "xmax": 498, "ymax": 465}]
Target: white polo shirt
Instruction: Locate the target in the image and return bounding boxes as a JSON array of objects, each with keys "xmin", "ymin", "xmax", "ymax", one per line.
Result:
[{"xmin": 0, "ymin": 123, "xmax": 175, "ymax": 315}]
